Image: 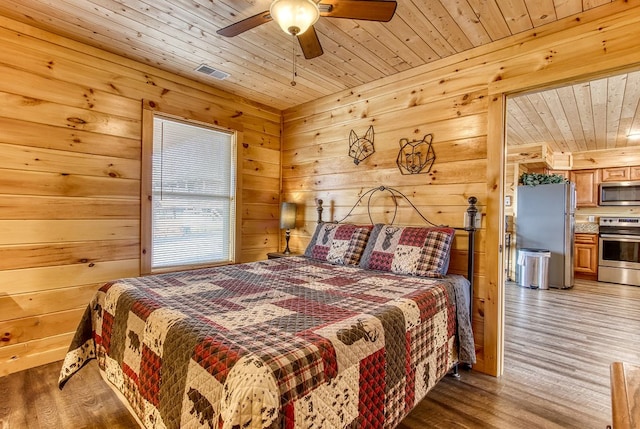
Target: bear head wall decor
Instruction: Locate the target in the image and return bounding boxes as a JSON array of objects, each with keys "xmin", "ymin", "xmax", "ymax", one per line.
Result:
[{"xmin": 396, "ymin": 134, "xmax": 435, "ymax": 175}]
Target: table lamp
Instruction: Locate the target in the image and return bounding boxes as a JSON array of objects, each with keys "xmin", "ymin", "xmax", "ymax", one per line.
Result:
[{"xmin": 280, "ymin": 202, "xmax": 297, "ymax": 254}]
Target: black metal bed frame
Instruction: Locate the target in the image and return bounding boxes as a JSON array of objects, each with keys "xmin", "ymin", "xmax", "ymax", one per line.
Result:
[{"xmin": 315, "ymin": 185, "xmax": 477, "ymax": 306}]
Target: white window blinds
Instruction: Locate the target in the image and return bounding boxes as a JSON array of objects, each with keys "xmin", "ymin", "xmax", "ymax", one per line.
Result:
[{"xmin": 152, "ymin": 116, "xmax": 236, "ymax": 269}]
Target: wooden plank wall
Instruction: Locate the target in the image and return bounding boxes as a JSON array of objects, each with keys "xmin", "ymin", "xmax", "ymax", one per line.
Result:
[
  {"xmin": 282, "ymin": 0, "xmax": 640, "ymax": 375},
  {"xmin": 0, "ymin": 16, "xmax": 281, "ymax": 376}
]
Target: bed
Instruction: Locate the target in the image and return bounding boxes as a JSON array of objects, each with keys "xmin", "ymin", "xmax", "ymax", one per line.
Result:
[{"xmin": 59, "ymin": 187, "xmax": 478, "ymax": 429}]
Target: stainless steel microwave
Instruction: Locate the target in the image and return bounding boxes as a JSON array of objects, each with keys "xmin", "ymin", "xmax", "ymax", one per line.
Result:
[{"xmin": 599, "ymin": 182, "xmax": 640, "ymax": 206}]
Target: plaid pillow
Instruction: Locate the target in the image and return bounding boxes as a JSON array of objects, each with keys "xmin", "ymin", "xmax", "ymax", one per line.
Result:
[
  {"xmin": 359, "ymin": 224, "xmax": 455, "ymax": 277},
  {"xmin": 304, "ymin": 224, "xmax": 373, "ymax": 265}
]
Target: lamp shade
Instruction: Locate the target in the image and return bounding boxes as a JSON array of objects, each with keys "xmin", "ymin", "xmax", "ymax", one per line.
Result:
[
  {"xmin": 280, "ymin": 202, "xmax": 297, "ymax": 229},
  {"xmin": 270, "ymin": 0, "xmax": 319, "ymax": 35}
]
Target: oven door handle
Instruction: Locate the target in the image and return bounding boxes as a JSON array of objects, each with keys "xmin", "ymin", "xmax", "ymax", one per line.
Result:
[{"xmin": 600, "ymin": 233, "xmax": 640, "ymax": 241}]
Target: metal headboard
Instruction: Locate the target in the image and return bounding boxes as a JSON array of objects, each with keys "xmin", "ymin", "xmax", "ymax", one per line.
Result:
[{"xmin": 315, "ymin": 186, "xmax": 478, "ymax": 316}]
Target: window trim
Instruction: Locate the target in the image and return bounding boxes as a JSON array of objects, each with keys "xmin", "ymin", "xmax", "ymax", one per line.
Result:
[{"xmin": 141, "ymin": 105, "xmax": 242, "ymax": 275}]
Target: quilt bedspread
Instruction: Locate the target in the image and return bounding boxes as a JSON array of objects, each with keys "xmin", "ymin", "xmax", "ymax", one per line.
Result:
[{"xmin": 59, "ymin": 256, "xmax": 475, "ymax": 429}]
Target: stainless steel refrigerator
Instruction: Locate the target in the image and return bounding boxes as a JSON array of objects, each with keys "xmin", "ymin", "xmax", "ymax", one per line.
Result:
[{"xmin": 516, "ymin": 182, "xmax": 575, "ymax": 289}]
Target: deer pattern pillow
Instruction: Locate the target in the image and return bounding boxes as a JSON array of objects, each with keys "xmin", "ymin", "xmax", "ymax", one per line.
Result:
[
  {"xmin": 304, "ymin": 223, "xmax": 373, "ymax": 265},
  {"xmin": 359, "ymin": 224, "xmax": 455, "ymax": 278}
]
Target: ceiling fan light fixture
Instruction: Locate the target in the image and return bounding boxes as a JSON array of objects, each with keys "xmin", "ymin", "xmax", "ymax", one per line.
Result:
[
  {"xmin": 628, "ymin": 132, "xmax": 640, "ymax": 141},
  {"xmin": 270, "ymin": 0, "xmax": 319, "ymax": 35}
]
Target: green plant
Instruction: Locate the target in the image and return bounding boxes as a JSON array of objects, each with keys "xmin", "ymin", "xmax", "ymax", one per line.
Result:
[{"xmin": 519, "ymin": 172, "xmax": 568, "ymax": 186}]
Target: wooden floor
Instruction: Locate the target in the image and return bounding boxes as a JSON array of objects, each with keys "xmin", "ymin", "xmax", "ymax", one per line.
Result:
[{"xmin": 2, "ymin": 280, "xmax": 640, "ymax": 428}]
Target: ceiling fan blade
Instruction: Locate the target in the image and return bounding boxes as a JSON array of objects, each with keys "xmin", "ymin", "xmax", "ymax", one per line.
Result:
[
  {"xmin": 319, "ymin": 0, "xmax": 397, "ymax": 22},
  {"xmin": 216, "ymin": 11, "xmax": 272, "ymax": 37},
  {"xmin": 297, "ymin": 26, "xmax": 324, "ymax": 59}
]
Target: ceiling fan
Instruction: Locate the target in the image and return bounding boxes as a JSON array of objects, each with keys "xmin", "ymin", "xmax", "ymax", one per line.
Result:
[{"xmin": 216, "ymin": 0, "xmax": 398, "ymax": 59}]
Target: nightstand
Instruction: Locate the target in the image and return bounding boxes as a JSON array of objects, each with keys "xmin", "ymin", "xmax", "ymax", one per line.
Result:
[{"xmin": 267, "ymin": 252, "xmax": 301, "ymax": 259}]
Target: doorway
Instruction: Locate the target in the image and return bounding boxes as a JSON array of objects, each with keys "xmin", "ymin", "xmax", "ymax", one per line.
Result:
[
  {"xmin": 499, "ymin": 69, "xmax": 640, "ymax": 396},
  {"xmin": 504, "ymin": 70, "xmax": 640, "ymax": 287}
]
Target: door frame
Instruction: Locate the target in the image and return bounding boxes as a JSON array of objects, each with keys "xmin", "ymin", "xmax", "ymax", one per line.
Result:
[{"xmin": 486, "ymin": 65, "xmax": 640, "ymax": 376}]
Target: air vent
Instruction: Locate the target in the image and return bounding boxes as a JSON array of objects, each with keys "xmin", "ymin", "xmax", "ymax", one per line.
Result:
[{"xmin": 195, "ymin": 64, "xmax": 230, "ymax": 80}]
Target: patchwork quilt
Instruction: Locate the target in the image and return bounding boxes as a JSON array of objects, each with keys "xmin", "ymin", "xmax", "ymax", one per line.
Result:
[{"xmin": 59, "ymin": 256, "xmax": 475, "ymax": 429}]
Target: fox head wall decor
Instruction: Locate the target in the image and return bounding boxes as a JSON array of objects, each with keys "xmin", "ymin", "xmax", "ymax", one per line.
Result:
[{"xmin": 348, "ymin": 126, "xmax": 375, "ymax": 165}]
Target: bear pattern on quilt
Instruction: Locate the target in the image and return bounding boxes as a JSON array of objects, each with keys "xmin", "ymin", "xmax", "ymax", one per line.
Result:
[{"xmin": 59, "ymin": 256, "xmax": 475, "ymax": 429}]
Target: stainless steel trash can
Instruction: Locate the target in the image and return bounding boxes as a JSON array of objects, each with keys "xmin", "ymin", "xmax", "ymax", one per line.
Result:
[{"xmin": 516, "ymin": 248, "xmax": 551, "ymax": 289}]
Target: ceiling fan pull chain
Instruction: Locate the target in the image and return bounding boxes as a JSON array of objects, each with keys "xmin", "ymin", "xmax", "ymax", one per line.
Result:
[{"xmin": 291, "ymin": 35, "xmax": 297, "ymax": 86}]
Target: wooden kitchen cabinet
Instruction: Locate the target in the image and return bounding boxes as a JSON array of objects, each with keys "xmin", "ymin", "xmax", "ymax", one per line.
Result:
[
  {"xmin": 600, "ymin": 166, "xmax": 640, "ymax": 182},
  {"xmin": 601, "ymin": 166, "xmax": 630, "ymax": 182},
  {"xmin": 570, "ymin": 169, "xmax": 599, "ymax": 207},
  {"xmin": 574, "ymin": 233, "xmax": 598, "ymax": 280}
]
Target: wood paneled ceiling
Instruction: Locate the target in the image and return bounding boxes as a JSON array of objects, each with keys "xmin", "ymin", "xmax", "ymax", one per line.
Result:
[
  {"xmin": 2, "ymin": 0, "xmax": 638, "ymax": 152},
  {"xmin": 0, "ymin": 0, "xmax": 617, "ymax": 109},
  {"xmin": 507, "ymin": 71, "xmax": 640, "ymax": 153}
]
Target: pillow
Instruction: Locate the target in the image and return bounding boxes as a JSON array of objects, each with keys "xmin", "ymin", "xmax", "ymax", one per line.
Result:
[
  {"xmin": 359, "ymin": 224, "xmax": 455, "ymax": 278},
  {"xmin": 304, "ymin": 223, "xmax": 373, "ymax": 265}
]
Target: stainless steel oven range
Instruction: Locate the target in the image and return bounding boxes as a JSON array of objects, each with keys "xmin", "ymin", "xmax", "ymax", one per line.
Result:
[{"xmin": 599, "ymin": 217, "xmax": 640, "ymax": 286}]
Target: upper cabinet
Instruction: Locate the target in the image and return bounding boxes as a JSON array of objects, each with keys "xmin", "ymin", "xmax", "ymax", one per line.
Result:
[
  {"xmin": 528, "ymin": 165, "xmax": 640, "ymax": 207},
  {"xmin": 601, "ymin": 166, "xmax": 640, "ymax": 182},
  {"xmin": 601, "ymin": 167, "xmax": 630, "ymax": 182},
  {"xmin": 570, "ymin": 169, "xmax": 600, "ymax": 207}
]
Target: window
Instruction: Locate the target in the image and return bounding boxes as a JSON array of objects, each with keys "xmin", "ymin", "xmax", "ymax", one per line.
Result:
[{"xmin": 144, "ymin": 114, "xmax": 237, "ymax": 272}]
